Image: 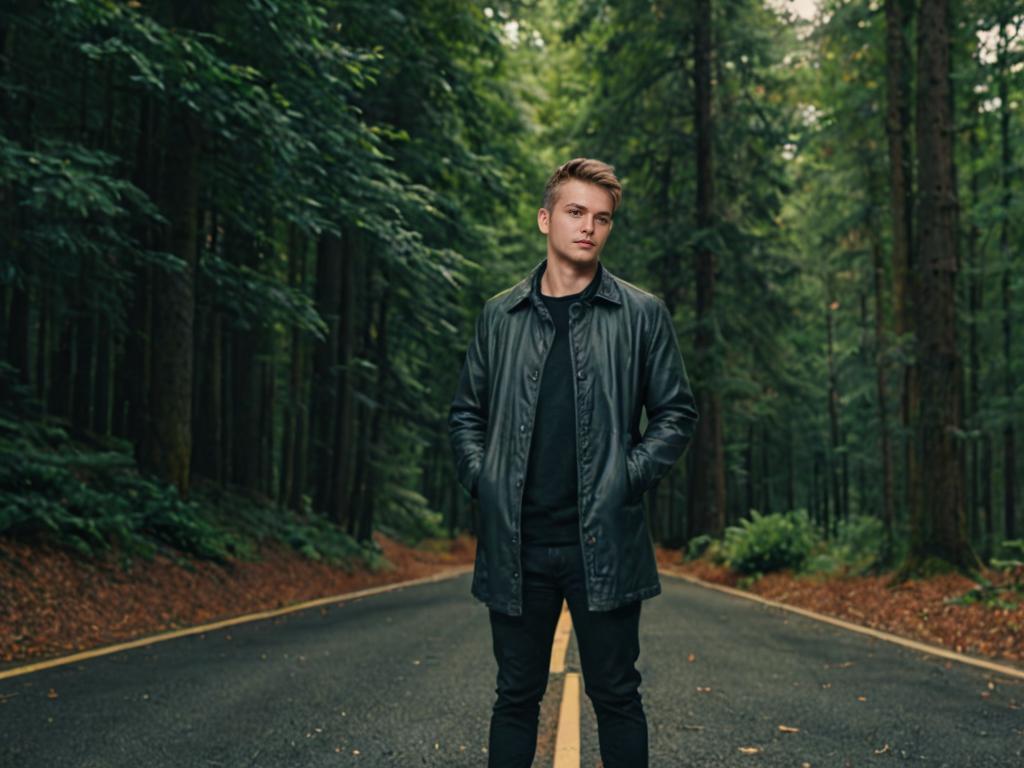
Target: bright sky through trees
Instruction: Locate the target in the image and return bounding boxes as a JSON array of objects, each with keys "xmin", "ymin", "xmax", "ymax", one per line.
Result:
[{"xmin": 767, "ymin": 0, "xmax": 820, "ymax": 20}]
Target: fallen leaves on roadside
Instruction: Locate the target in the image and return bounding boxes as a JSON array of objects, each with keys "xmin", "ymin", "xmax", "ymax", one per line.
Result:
[
  {"xmin": 778, "ymin": 724, "xmax": 800, "ymax": 733},
  {"xmin": 738, "ymin": 746, "xmax": 762, "ymax": 754},
  {"xmin": 0, "ymin": 532, "xmax": 476, "ymax": 665}
]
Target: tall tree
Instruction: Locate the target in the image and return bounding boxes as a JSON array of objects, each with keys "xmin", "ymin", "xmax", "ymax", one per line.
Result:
[
  {"xmin": 689, "ymin": 0, "xmax": 727, "ymax": 538},
  {"xmin": 884, "ymin": 0, "xmax": 918, "ymax": 552},
  {"xmin": 911, "ymin": 0, "xmax": 977, "ymax": 569}
]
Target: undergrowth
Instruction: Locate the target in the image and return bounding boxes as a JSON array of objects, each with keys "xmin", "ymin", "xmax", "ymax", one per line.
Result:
[{"xmin": 0, "ymin": 381, "xmax": 387, "ymax": 573}]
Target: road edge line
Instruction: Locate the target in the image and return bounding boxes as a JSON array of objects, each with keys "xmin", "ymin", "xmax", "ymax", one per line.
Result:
[
  {"xmin": 0, "ymin": 565, "xmax": 474, "ymax": 681},
  {"xmin": 659, "ymin": 567, "xmax": 1024, "ymax": 681}
]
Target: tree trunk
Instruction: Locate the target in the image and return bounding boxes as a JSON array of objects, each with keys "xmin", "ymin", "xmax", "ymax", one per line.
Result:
[
  {"xmin": 357, "ymin": 275, "xmax": 391, "ymax": 544},
  {"xmin": 193, "ymin": 209, "xmax": 224, "ymax": 484},
  {"xmin": 787, "ymin": 429, "xmax": 795, "ymax": 513},
  {"xmin": 348, "ymin": 259, "xmax": 377, "ymax": 538},
  {"xmin": 911, "ymin": 0, "xmax": 976, "ymax": 569},
  {"xmin": 760, "ymin": 421, "xmax": 772, "ymax": 515},
  {"xmin": 72, "ymin": 285, "xmax": 96, "ymax": 432},
  {"xmin": 997, "ymin": 19, "xmax": 1016, "ymax": 542},
  {"xmin": 50, "ymin": 298, "xmax": 74, "ymax": 418},
  {"xmin": 311, "ymin": 233, "xmax": 343, "ymax": 515},
  {"xmin": 280, "ymin": 225, "xmax": 306, "ymax": 511},
  {"xmin": 141, "ymin": 100, "xmax": 201, "ymax": 496},
  {"xmin": 870, "ymin": 176, "xmax": 895, "ymax": 555},
  {"xmin": 331, "ymin": 228, "xmax": 358, "ymax": 526},
  {"xmin": 885, "ymin": 0, "xmax": 918, "ymax": 539},
  {"xmin": 965, "ymin": 77, "xmax": 988, "ymax": 558},
  {"xmin": 688, "ymin": 0, "xmax": 726, "ymax": 539},
  {"xmin": 825, "ymin": 276, "xmax": 842, "ymax": 536},
  {"xmin": 745, "ymin": 423, "xmax": 754, "ymax": 514},
  {"xmin": 229, "ymin": 299, "xmax": 262, "ymax": 492},
  {"xmin": 117, "ymin": 95, "xmax": 159, "ymax": 447}
]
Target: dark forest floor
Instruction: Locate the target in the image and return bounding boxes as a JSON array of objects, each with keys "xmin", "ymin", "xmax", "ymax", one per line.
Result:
[{"xmin": 1, "ymin": 534, "xmax": 1020, "ymax": 670}]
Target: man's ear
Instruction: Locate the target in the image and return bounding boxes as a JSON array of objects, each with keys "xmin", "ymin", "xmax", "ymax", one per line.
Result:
[{"xmin": 537, "ymin": 207, "xmax": 550, "ymax": 235}]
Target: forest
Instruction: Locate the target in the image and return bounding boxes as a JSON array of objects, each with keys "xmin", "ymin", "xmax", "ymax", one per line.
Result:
[{"xmin": 1, "ymin": 0, "xmax": 1023, "ymax": 590}]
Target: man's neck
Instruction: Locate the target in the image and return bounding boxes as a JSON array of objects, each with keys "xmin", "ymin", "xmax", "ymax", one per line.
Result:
[{"xmin": 540, "ymin": 257, "xmax": 600, "ymax": 298}]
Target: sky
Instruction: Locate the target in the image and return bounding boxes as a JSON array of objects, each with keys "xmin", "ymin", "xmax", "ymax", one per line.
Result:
[{"xmin": 766, "ymin": 0, "xmax": 821, "ymax": 21}]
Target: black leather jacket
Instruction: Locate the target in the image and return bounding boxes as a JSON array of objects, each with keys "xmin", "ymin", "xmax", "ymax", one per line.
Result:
[{"xmin": 448, "ymin": 258, "xmax": 699, "ymax": 615}]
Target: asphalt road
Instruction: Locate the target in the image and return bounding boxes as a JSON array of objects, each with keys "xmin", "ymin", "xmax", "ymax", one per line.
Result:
[{"xmin": 1, "ymin": 569, "xmax": 1021, "ymax": 767}]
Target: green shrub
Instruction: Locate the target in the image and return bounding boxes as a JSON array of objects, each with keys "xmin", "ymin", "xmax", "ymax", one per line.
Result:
[
  {"xmin": 949, "ymin": 540, "xmax": 1024, "ymax": 610},
  {"xmin": 723, "ymin": 508, "xmax": 819, "ymax": 575},
  {"xmin": 685, "ymin": 534, "xmax": 713, "ymax": 561},
  {"xmin": 0, "ymin": 415, "xmax": 373, "ymax": 570},
  {"xmin": 821, "ymin": 514, "xmax": 887, "ymax": 576}
]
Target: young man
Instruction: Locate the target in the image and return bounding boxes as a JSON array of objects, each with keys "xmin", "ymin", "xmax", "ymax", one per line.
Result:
[{"xmin": 448, "ymin": 158, "xmax": 699, "ymax": 767}]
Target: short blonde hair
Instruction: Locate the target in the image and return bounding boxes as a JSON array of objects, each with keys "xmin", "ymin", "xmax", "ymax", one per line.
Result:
[{"xmin": 542, "ymin": 157, "xmax": 622, "ymax": 214}]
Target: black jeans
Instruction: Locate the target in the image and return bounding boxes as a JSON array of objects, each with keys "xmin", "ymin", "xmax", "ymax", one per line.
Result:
[{"xmin": 487, "ymin": 542, "xmax": 648, "ymax": 767}]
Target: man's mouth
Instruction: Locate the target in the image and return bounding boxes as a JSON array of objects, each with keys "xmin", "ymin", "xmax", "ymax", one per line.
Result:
[{"xmin": 575, "ymin": 239, "xmax": 595, "ymax": 247}]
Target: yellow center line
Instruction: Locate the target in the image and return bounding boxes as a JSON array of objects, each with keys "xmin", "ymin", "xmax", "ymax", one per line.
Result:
[
  {"xmin": 549, "ymin": 600, "xmax": 572, "ymax": 673},
  {"xmin": 553, "ymin": 672, "xmax": 581, "ymax": 767}
]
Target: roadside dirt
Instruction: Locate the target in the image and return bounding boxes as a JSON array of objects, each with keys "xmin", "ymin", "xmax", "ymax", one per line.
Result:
[{"xmin": 0, "ymin": 532, "xmax": 475, "ymax": 667}]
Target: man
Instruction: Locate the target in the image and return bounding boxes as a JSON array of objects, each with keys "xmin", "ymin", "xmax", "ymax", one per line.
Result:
[{"xmin": 448, "ymin": 157, "xmax": 699, "ymax": 767}]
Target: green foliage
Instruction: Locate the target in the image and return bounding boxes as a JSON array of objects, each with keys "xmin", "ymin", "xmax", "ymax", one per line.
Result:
[
  {"xmin": 946, "ymin": 541, "xmax": 1023, "ymax": 610},
  {"xmin": 0, "ymin": 444, "xmax": 235, "ymax": 561},
  {"xmin": 686, "ymin": 533, "xmax": 728, "ymax": 566},
  {"xmin": 802, "ymin": 514, "xmax": 888, "ymax": 576},
  {"xmin": 0, "ymin": 408, "xmax": 377, "ymax": 570},
  {"xmin": 686, "ymin": 533, "xmax": 714, "ymax": 561},
  {"xmin": 722, "ymin": 509, "xmax": 819, "ymax": 575}
]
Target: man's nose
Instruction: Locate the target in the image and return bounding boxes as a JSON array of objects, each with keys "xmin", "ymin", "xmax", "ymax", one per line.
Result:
[{"xmin": 581, "ymin": 216, "xmax": 595, "ymax": 234}]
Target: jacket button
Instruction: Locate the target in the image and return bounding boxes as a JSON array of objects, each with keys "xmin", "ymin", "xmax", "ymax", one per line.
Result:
[
  {"xmin": 530, "ymin": 370, "xmax": 539, "ymax": 381},
  {"xmin": 511, "ymin": 535, "xmax": 518, "ymax": 544},
  {"xmin": 586, "ymin": 535, "xmax": 596, "ymax": 545},
  {"xmin": 516, "ymin": 478, "xmax": 523, "ymax": 488},
  {"xmin": 577, "ymin": 371, "xmax": 585, "ymax": 379},
  {"xmin": 519, "ymin": 424, "xmax": 526, "ymax": 433},
  {"xmin": 512, "ymin": 571, "xmax": 519, "ymax": 579}
]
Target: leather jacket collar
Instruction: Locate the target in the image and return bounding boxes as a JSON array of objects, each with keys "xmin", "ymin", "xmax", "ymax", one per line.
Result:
[{"xmin": 502, "ymin": 258, "xmax": 624, "ymax": 313}]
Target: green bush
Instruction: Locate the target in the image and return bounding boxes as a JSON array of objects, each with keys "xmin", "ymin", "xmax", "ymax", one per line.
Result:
[
  {"xmin": 948, "ymin": 540, "xmax": 1024, "ymax": 610},
  {"xmin": 801, "ymin": 514, "xmax": 888, "ymax": 577},
  {"xmin": 685, "ymin": 533, "xmax": 713, "ymax": 561},
  {"xmin": 0, "ymin": 413, "xmax": 378, "ymax": 570},
  {"xmin": 722, "ymin": 508, "xmax": 819, "ymax": 575}
]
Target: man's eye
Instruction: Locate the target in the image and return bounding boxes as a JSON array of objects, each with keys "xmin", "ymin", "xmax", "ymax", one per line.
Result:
[
  {"xmin": 597, "ymin": 217, "xmax": 610, "ymax": 225},
  {"xmin": 569, "ymin": 209, "xmax": 581, "ymax": 216}
]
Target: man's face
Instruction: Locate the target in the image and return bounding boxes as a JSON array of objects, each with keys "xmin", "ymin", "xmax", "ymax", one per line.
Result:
[{"xmin": 537, "ymin": 179, "xmax": 615, "ymax": 268}]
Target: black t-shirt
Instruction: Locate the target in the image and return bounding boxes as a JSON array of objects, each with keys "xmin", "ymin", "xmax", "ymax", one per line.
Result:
[{"xmin": 521, "ymin": 263, "xmax": 602, "ymax": 546}]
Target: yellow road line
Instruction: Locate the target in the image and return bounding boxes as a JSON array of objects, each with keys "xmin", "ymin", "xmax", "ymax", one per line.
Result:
[
  {"xmin": 659, "ymin": 567, "xmax": 1024, "ymax": 681},
  {"xmin": 550, "ymin": 600, "xmax": 572, "ymax": 673},
  {"xmin": 0, "ymin": 565, "xmax": 474, "ymax": 681},
  {"xmin": 552, "ymin": 671, "xmax": 581, "ymax": 767}
]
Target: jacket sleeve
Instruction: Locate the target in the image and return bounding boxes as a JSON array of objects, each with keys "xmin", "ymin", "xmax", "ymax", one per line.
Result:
[
  {"xmin": 625, "ymin": 298, "xmax": 699, "ymax": 500},
  {"xmin": 448, "ymin": 306, "xmax": 490, "ymax": 499}
]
